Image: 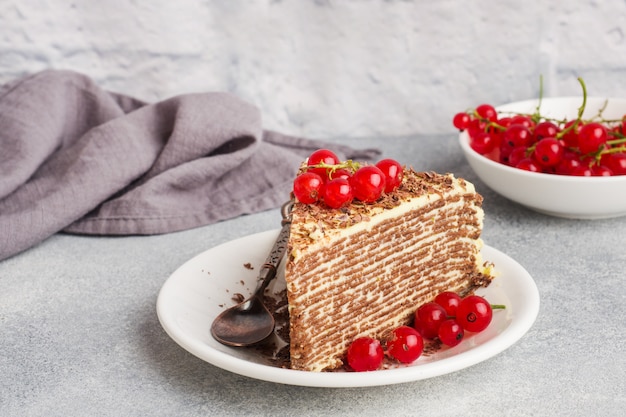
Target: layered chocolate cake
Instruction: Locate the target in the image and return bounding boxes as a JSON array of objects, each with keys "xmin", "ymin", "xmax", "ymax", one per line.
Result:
[{"xmin": 284, "ymin": 168, "xmax": 494, "ymax": 372}]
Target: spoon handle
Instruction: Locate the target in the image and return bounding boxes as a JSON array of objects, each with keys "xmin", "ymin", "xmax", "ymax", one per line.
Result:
[{"xmin": 254, "ymin": 201, "xmax": 293, "ymax": 295}]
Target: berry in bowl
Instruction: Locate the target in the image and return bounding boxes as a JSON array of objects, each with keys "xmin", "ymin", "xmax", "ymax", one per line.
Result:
[{"xmin": 455, "ymin": 93, "xmax": 626, "ymax": 219}]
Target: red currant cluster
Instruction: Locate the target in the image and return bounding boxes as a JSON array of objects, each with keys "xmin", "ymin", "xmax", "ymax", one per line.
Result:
[
  {"xmin": 346, "ymin": 292, "xmax": 504, "ymax": 372},
  {"xmin": 292, "ymin": 149, "xmax": 404, "ymax": 209},
  {"xmin": 453, "ymin": 103, "xmax": 626, "ymax": 176}
]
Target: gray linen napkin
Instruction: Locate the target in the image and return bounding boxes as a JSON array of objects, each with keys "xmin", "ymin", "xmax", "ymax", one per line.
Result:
[{"xmin": 0, "ymin": 70, "xmax": 379, "ymax": 261}]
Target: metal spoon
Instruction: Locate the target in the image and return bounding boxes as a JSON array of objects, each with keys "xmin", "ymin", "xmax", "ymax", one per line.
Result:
[{"xmin": 211, "ymin": 201, "xmax": 293, "ymax": 346}]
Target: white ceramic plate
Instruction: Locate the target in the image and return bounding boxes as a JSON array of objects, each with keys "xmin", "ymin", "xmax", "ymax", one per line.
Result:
[{"xmin": 157, "ymin": 229, "xmax": 540, "ymax": 388}]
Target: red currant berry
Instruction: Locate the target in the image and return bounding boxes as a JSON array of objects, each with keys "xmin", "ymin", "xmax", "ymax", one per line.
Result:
[
  {"xmin": 456, "ymin": 295, "xmax": 493, "ymax": 333},
  {"xmin": 308, "ymin": 148, "xmax": 340, "ymax": 167},
  {"xmin": 482, "ymin": 142, "xmax": 502, "ymax": 162},
  {"xmin": 347, "ymin": 337, "xmax": 384, "ymax": 372},
  {"xmin": 293, "ymin": 172, "xmax": 324, "ymax": 204},
  {"xmin": 467, "ymin": 118, "xmax": 487, "ymax": 138},
  {"xmin": 375, "ymin": 159, "xmax": 403, "ymax": 193},
  {"xmin": 469, "ymin": 131, "xmax": 497, "ymax": 155},
  {"xmin": 414, "ymin": 302, "xmax": 447, "ymax": 339},
  {"xmin": 475, "ymin": 104, "xmax": 498, "ymax": 122},
  {"xmin": 386, "ymin": 326, "xmax": 424, "ymax": 364},
  {"xmin": 592, "ymin": 165, "xmax": 613, "ymax": 176},
  {"xmin": 515, "ymin": 158, "xmax": 542, "ymax": 172},
  {"xmin": 504, "ymin": 124, "xmax": 533, "ymax": 148},
  {"xmin": 578, "ymin": 122, "xmax": 608, "ymax": 154},
  {"xmin": 351, "ymin": 166, "xmax": 386, "ymax": 203},
  {"xmin": 603, "ymin": 153, "xmax": 626, "ymax": 175},
  {"xmin": 533, "ymin": 121, "xmax": 560, "ymax": 141},
  {"xmin": 571, "ymin": 165, "xmax": 594, "ymax": 176},
  {"xmin": 509, "ymin": 115, "xmax": 535, "ymax": 130},
  {"xmin": 453, "ymin": 112, "xmax": 471, "ymax": 130},
  {"xmin": 533, "ymin": 138, "xmax": 564, "ymax": 167},
  {"xmin": 434, "ymin": 291, "xmax": 462, "ymax": 317},
  {"xmin": 561, "ymin": 120, "xmax": 581, "ymax": 148},
  {"xmin": 306, "ymin": 149, "xmax": 341, "ymax": 181},
  {"xmin": 437, "ymin": 319, "xmax": 465, "ymax": 347},
  {"xmin": 498, "ymin": 140, "xmax": 515, "ymax": 164},
  {"xmin": 555, "ymin": 151, "xmax": 583, "ymax": 175},
  {"xmin": 322, "ymin": 178, "xmax": 353, "ymax": 209},
  {"xmin": 507, "ymin": 146, "xmax": 529, "ymax": 167}
]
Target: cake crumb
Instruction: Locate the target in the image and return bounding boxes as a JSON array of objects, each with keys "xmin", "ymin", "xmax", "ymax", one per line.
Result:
[
  {"xmin": 422, "ymin": 339, "xmax": 442, "ymax": 356},
  {"xmin": 243, "ymin": 262, "xmax": 254, "ymax": 270}
]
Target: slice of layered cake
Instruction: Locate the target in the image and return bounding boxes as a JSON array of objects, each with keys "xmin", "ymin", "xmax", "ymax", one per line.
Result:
[{"xmin": 284, "ymin": 153, "xmax": 494, "ymax": 372}]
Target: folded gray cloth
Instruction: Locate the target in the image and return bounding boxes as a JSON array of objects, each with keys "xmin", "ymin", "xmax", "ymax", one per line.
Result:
[{"xmin": 0, "ymin": 70, "xmax": 379, "ymax": 261}]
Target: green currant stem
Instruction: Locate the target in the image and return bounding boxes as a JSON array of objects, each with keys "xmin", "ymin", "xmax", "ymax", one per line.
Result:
[
  {"xmin": 595, "ymin": 99, "xmax": 609, "ymax": 120},
  {"xmin": 556, "ymin": 77, "xmax": 588, "ymax": 139},
  {"xmin": 587, "ymin": 141, "xmax": 626, "ymax": 165},
  {"xmin": 485, "ymin": 121, "xmax": 506, "ymax": 132},
  {"xmin": 607, "ymin": 137, "xmax": 626, "ymax": 146},
  {"xmin": 600, "ymin": 145, "xmax": 626, "ymax": 155},
  {"xmin": 536, "ymin": 74, "xmax": 544, "ymax": 113},
  {"xmin": 577, "ymin": 76, "xmax": 588, "ymax": 120},
  {"xmin": 307, "ymin": 160, "xmax": 361, "ymax": 178},
  {"xmin": 531, "ymin": 74, "xmax": 544, "ymax": 124}
]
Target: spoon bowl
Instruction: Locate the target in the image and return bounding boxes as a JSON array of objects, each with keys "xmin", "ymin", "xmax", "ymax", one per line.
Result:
[
  {"xmin": 210, "ymin": 294, "xmax": 275, "ymax": 346},
  {"xmin": 210, "ymin": 201, "xmax": 293, "ymax": 346}
]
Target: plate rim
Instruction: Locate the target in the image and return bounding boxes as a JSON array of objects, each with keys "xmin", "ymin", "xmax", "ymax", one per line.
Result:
[{"xmin": 157, "ymin": 229, "xmax": 540, "ymax": 388}]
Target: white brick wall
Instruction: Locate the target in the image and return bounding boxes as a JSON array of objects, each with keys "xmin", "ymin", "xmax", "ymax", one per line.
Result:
[{"xmin": 2, "ymin": 0, "xmax": 626, "ymax": 138}]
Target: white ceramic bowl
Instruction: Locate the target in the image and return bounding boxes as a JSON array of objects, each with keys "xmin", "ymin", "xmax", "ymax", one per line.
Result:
[{"xmin": 459, "ymin": 97, "xmax": 626, "ymax": 219}]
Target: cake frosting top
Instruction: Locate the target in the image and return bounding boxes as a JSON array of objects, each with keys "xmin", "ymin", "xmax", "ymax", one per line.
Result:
[{"xmin": 289, "ymin": 168, "xmax": 479, "ymax": 251}]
